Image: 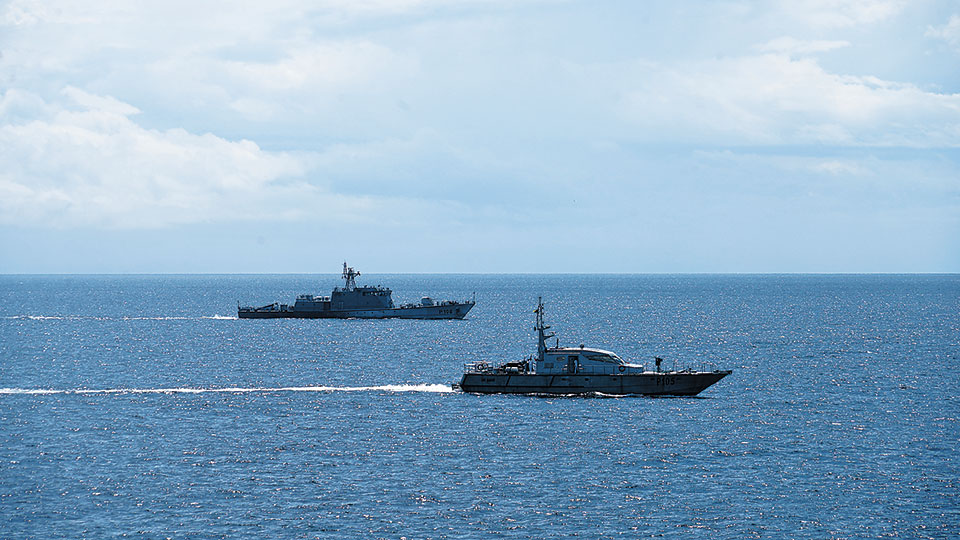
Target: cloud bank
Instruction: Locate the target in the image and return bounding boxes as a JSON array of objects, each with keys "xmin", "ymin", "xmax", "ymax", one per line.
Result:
[
  {"xmin": 0, "ymin": 88, "xmax": 316, "ymax": 228},
  {"xmin": 0, "ymin": 0, "xmax": 957, "ymax": 271}
]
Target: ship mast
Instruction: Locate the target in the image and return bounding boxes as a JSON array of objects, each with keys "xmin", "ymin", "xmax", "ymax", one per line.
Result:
[
  {"xmin": 535, "ymin": 296, "xmax": 555, "ymax": 363},
  {"xmin": 342, "ymin": 262, "xmax": 360, "ymax": 291}
]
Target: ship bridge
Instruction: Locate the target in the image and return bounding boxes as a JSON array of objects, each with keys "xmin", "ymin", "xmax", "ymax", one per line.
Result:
[{"xmin": 537, "ymin": 346, "xmax": 637, "ymax": 375}]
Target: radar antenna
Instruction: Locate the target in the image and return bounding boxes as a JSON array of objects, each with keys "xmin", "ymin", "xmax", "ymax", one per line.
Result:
[
  {"xmin": 342, "ymin": 262, "xmax": 360, "ymax": 291},
  {"xmin": 535, "ymin": 296, "xmax": 555, "ymax": 363}
]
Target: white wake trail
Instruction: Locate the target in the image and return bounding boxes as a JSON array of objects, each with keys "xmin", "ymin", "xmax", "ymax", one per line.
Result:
[
  {"xmin": 4, "ymin": 315, "xmax": 238, "ymax": 321},
  {"xmin": 0, "ymin": 384, "xmax": 454, "ymax": 396}
]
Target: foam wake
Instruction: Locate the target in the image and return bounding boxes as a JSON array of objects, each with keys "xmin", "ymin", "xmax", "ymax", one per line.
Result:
[
  {"xmin": 3, "ymin": 315, "xmax": 238, "ymax": 321},
  {"xmin": 0, "ymin": 384, "xmax": 454, "ymax": 396}
]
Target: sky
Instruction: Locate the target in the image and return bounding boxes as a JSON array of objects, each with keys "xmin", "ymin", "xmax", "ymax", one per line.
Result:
[{"xmin": 1, "ymin": 0, "xmax": 958, "ymax": 273}]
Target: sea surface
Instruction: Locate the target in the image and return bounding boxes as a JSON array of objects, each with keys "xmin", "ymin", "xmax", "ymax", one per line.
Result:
[{"xmin": 1, "ymin": 274, "xmax": 958, "ymax": 539}]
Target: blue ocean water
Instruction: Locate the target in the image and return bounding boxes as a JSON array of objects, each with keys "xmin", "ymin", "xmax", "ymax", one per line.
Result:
[{"xmin": 1, "ymin": 274, "xmax": 958, "ymax": 539}]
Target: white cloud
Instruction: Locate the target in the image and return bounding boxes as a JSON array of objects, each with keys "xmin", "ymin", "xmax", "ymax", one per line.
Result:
[
  {"xmin": 758, "ymin": 37, "xmax": 851, "ymax": 56},
  {"xmin": 0, "ymin": 87, "xmax": 498, "ymax": 230},
  {"xmin": 811, "ymin": 159, "xmax": 870, "ymax": 176},
  {"xmin": 927, "ymin": 14, "xmax": 960, "ymax": 51},
  {"xmin": 1, "ymin": 0, "xmax": 950, "ymax": 146},
  {"xmin": 0, "ymin": 88, "xmax": 318, "ymax": 228},
  {"xmin": 1, "ymin": 0, "xmax": 103, "ymax": 26},
  {"xmin": 772, "ymin": 0, "xmax": 906, "ymax": 29},
  {"xmin": 217, "ymin": 41, "xmax": 417, "ymax": 121},
  {"xmin": 4, "ymin": 0, "xmax": 47, "ymax": 26},
  {"xmin": 60, "ymin": 86, "xmax": 140, "ymax": 116},
  {"xmin": 133, "ymin": 39, "xmax": 419, "ymax": 122},
  {"xmin": 622, "ymin": 54, "xmax": 960, "ymax": 147}
]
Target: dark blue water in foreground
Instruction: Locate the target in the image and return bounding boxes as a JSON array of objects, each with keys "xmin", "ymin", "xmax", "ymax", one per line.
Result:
[{"xmin": 1, "ymin": 274, "xmax": 958, "ymax": 539}]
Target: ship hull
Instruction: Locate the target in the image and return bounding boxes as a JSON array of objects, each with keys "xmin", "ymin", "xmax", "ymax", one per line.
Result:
[
  {"xmin": 238, "ymin": 302, "xmax": 474, "ymax": 320},
  {"xmin": 457, "ymin": 371, "xmax": 731, "ymax": 396}
]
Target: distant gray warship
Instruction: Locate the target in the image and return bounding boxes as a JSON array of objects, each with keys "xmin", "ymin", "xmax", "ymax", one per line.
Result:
[
  {"xmin": 238, "ymin": 263, "xmax": 475, "ymax": 319},
  {"xmin": 457, "ymin": 298, "xmax": 730, "ymax": 395}
]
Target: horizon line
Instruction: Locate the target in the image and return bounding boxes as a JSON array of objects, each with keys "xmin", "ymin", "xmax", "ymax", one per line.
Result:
[{"xmin": 1, "ymin": 271, "xmax": 958, "ymax": 276}]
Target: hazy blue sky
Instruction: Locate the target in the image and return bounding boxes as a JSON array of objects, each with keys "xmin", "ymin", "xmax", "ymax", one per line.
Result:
[{"xmin": 1, "ymin": 1, "xmax": 958, "ymax": 273}]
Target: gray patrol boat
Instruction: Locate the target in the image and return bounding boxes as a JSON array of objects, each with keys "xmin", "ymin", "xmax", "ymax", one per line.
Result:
[
  {"xmin": 238, "ymin": 263, "xmax": 475, "ymax": 319},
  {"xmin": 457, "ymin": 298, "xmax": 730, "ymax": 395}
]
